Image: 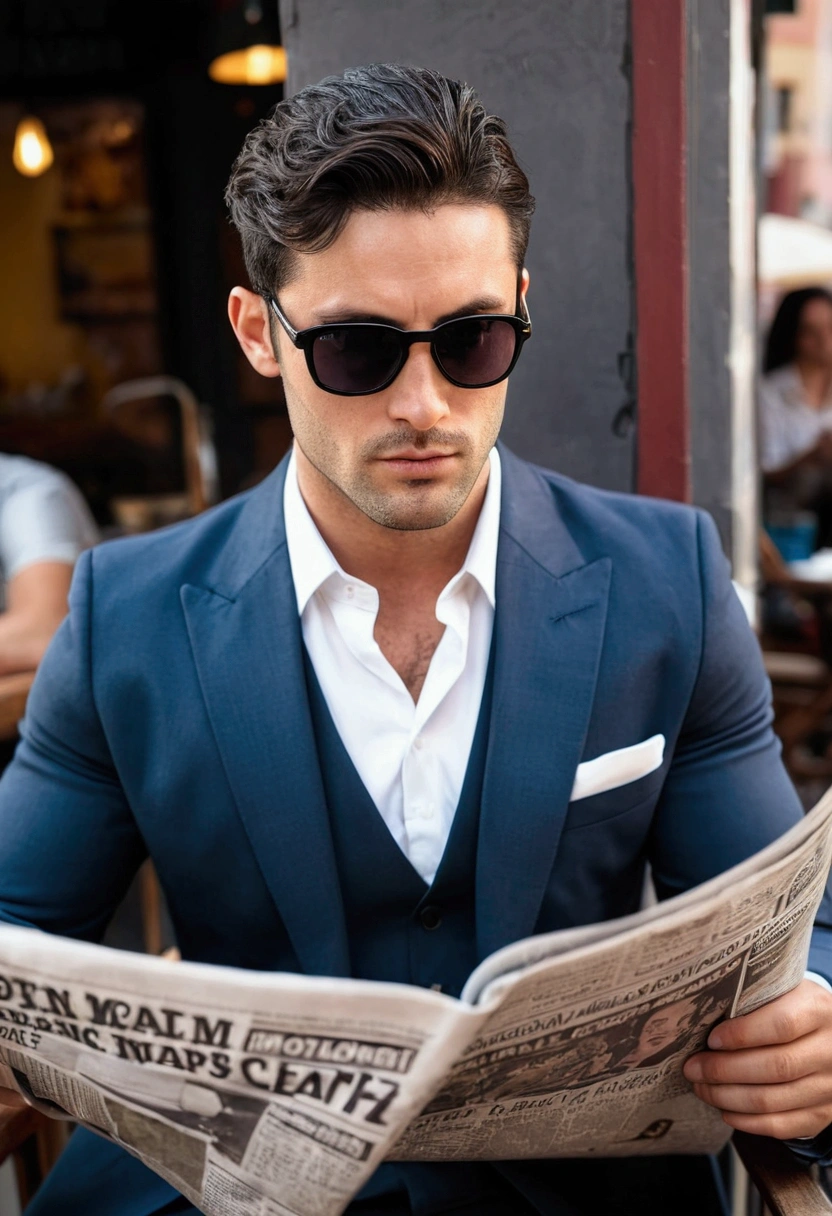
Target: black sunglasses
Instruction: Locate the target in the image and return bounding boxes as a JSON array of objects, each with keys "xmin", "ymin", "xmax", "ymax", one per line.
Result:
[{"xmin": 265, "ymin": 293, "xmax": 532, "ymax": 397}]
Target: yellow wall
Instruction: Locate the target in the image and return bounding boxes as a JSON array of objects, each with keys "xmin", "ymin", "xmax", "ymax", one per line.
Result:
[
  {"xmin": 0, "ymin": 126, "xmax": 86, "ymax": 394},
  {"xmin": 767, "ymin": 43, "xmax": 814, "ymax": 156}
]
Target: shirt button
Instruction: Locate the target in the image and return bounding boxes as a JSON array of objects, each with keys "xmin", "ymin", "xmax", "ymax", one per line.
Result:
[
  {"xmin": 345, "ymin": 585, "xmax": 354, "ymax": 598},
  {"xmin": 421, "ymin": 804, "xmax": 435, "ymax": 820},
  {"xmin": 413, "ymin": 736, "xmax": 425, "ymax": 751},
  {"xmin": 420, "ymin": 906, "xmax": 442, "ymax": 931}
]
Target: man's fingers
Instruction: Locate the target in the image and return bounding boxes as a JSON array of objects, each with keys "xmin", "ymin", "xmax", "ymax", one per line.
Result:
[
  {"xmin": 684, "ymin": 1033, "xmax": 824, "ymax": 1086},
  {"xmin": 718, "ymin": 1106, "xmax": 832, "ymax": 1140},
  {"xmin": 692, "ymin": 1075, "xmax": 832, "ymax": 1116},
  {"xmin": 707, "ymin": 982, "xmax": 827, "ymax": 1051},
  {"xmin": 680, "ymin": 982, "xmax": 832, "ymax": 1141}
]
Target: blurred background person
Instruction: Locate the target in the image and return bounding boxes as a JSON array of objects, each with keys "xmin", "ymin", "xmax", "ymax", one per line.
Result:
[
  {"xmin": 0, "ymin": 453, "xmax": 97, "ymax": 675},
  {"xmin": 761, "ymin": 287, "xmax": 832, "ymax": 551}
]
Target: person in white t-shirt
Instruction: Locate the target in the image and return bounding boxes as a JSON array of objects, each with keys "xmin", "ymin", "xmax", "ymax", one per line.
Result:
[
  {"xmin": 760, "ymin": 287, "xmax": 832, "ymax": 548},
  {"xmin": 0, "ymin": 454, "xmax": 98, "ymax": 674}
]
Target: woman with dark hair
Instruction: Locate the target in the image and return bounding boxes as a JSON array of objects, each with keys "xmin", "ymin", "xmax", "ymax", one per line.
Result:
[{"xmin": 761, "ymin": 287, "xmax": 832, "ymax": 547}]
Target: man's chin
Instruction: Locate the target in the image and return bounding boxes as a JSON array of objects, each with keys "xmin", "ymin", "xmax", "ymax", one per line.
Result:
[
  {"xmin": 364, "ymin": 506, "xmax": 463, "ymax": 533},
  {"xmin": 354, "ymin": 486, "xmax": 467, "ymax": 532}
]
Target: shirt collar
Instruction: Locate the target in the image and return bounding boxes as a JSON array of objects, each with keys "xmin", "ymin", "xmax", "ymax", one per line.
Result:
[
  {"xmin": 283, "ymin": 445, "xmax": 501, "ymax": 615},
  {"xmin": 456, "ymin": 445, "xmax": 500, "ymax": 608}
]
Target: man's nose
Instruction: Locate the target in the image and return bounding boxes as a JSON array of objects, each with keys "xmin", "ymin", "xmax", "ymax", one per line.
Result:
[{"xmin": 385, "ymin": 343, "xmax": 451, "ymax": 430}]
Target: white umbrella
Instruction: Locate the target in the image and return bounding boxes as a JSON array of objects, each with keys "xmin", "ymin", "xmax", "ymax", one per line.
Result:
[{"xmin": 759, "ymin": 213, "xmax": 832, "ymax": 287}]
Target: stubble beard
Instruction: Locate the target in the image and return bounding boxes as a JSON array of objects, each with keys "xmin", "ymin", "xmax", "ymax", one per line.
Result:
[
  {"xmin": 307, "ymin": 435, "xmax": 486, "ymax": 532},
  {"xmin": 289, "ymin": 390, "xmax": 501, "ymax": 532},
  {"xmin": 348, "ymin": 470, "xmax": 478, "ymax": 532}
]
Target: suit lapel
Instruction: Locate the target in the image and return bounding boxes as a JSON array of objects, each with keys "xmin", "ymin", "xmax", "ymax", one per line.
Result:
[
  {"xmin": 181, "ymin": 459, "xmax": 350, "ymax": 978},
  {"xmin": 476, "ymin": 449, "xmax": 612, "ymax": 959},
  {"xmin": 178, "ymin": 448, "xmax": 610, "ymax": 972}
]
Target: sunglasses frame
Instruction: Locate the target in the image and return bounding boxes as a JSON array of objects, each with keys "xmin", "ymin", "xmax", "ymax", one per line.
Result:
[{"xmin": 264, "ymin": 292, "xmax": 532, "ymax": 397}]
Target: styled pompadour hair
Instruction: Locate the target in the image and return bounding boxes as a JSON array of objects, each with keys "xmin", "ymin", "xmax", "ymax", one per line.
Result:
[{"xmin": 225, "ymin": 63, "xmax": 535, "ymax": 294}]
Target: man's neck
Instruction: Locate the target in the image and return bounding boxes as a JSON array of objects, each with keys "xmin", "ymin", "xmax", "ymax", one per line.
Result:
[{"xmin": 293, "ymin": 444, "xmax": 490, "ymax": 600}]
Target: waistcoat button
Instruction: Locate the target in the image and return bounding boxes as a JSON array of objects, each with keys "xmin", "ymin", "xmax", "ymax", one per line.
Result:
[{"xmin": 420, "ymin": 905, "xmax": 442, "ymax": 931}]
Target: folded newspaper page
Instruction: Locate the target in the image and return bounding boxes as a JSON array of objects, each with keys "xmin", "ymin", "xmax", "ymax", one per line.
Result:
[{"xmin": 0, "ymin": 788, "xmax": 830, "ymax": 1216}]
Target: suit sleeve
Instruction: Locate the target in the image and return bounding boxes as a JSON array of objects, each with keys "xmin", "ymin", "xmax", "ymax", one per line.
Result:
[
  {"xmin": 645, "ymin": 512, "xmax": 832, "ymax": 1165},
  {"xmin": 0, "ymin": 548, "xmax": 146, "ymax": 940},
  {"xmin": 648, "ymin": 510, "xmax": 832, "ymax": 965}
]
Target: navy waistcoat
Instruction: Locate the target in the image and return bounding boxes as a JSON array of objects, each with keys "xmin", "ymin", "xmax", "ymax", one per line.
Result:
[
  {"xmin": 302, "ymin": 646, "xmax": 493, "ymax": 998},
  {"xmin": 301, "ymin": 650, "xmax": 536, "ymax": 1215}
]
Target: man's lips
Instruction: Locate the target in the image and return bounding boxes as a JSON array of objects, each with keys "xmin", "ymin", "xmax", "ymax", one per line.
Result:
[
  {"xmin": 381, "ymin": 449, "xmax": 454, "ymax": 461},
  {"xmin": 378, "ymin": 450, "xmax": 456, "ymax": 475}
]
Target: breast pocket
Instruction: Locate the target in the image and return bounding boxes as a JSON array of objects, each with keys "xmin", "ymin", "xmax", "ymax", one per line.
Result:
[{"xmin": 563, "ymin": 763, "xmax": 668, "ymax": 832}]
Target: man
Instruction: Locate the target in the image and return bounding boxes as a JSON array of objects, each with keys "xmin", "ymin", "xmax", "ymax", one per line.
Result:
[
  {"xmin": 2, "ymin": 63, "xmax": 832, "ymax": 1216},
  {"xmin": 0, "ymin": 454, "xmax": 98, "ymax": 675}
]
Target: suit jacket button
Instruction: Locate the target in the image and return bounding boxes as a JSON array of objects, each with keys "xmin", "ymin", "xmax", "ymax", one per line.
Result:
[{"xmin": 420, "ymin": 905, "xmax": 442, "ymax": 931}]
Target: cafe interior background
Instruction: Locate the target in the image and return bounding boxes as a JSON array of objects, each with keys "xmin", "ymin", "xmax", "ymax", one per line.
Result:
[{"xmin": 0, "ymin": 0, "xmax": 292, "ymax": 537}]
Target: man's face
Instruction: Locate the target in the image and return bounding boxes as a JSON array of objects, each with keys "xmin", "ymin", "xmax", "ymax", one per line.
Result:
[
  {"xmin": 634, "ymin": 998, "xmax": 698, "ymax": 1059},
  {"xmin": 272, "ymin": 204, "xmax": 524, "ymax": 531}
]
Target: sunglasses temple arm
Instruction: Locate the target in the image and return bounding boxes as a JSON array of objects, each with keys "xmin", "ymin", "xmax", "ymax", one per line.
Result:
[
  {"xmin": 266, "ymin": 295, "xmax": 301, "ymax": 344},
  {"xmin": 514, "ymin": 280, "xmax": 532, "ymax": 331}
]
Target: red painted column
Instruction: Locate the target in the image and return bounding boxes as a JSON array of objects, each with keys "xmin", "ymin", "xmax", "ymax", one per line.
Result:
[{"xmin": 631, "ymin": 0, "xmax": 691, "ymax": 502}]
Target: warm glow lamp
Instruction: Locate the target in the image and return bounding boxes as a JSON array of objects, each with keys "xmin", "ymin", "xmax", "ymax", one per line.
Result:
[
  {"xmin": 208, "ymin": 1, "xmax": 287, "ymax": 86},
  {"xmin": 12, "ymin": 115, "xmax": 54, "ymax": 177}
]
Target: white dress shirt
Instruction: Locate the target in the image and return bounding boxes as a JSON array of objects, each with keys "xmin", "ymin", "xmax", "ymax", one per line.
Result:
[
  {"xmin": 284, "ymin": 447, "xmax": 500, "ymax": 884},
  {"xmin": 759, "ymin": 364, "xmax": 832, "ymax": 473},
  {"xmin": 0, "ymin": 454, "xmax": 98, "ymax": 607}
]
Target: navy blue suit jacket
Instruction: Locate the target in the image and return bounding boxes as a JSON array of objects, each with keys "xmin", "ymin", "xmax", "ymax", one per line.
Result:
[{"xmin": 0, "ymin": 445, "xmax": 829, "ymax": 1215}]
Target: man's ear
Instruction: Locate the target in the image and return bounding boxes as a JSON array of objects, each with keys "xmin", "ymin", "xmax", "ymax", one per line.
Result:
[
  {"xmin": 228, "ymin": 287, "xmax": 281, "ymax": 379},
  {"xmin": 519, "ymin": 267, "xmax": 530, "ymax": 304}
]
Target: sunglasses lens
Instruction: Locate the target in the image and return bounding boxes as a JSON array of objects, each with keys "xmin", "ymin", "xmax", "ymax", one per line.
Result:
[
  {"xmin": 306, "ymin": 315, "xmax": 522, "ymax": 395},
  {"xmin": 434, "ymin": 318, "xmax": 518, "ymax": 386},
  {"xmin": 311, "ymin": 327, "xmax": 402, "ymax": 394}
]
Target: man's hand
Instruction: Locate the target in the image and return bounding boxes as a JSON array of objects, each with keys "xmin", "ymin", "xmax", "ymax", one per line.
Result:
[{"xmin": 683, "ymin": 979, "xmax": 832, "ymax": 1139}]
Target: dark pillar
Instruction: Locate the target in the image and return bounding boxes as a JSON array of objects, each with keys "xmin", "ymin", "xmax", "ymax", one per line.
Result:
[{"xmin": 687, "ymin": 0, "xmax": 733, "ymax": 537}]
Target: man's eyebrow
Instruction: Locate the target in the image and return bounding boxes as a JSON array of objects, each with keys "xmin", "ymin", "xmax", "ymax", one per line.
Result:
[
  {"xmin": 434, "ymin": 297, "xmax": 509, "ymax": 325},
  {"xmin": 311, "ymin": 296, "xmax": 510, "ymax": 328}
]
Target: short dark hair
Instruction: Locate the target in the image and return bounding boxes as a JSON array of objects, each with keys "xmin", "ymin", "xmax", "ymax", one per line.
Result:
[
  {"xmin": 225, "ymin": 63, "xmax": 535, "ymax": 294},
  {"xmin": 764, "ymin": 286, "xmax": 832, "ymax": 373}
]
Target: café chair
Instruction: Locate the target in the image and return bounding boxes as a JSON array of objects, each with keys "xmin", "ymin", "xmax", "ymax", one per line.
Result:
[
  {"xmin": 759, "ymin": 531, "xmax": 832, "ymax": 778},
  {"xmin": 734, "ymin": 1130, "xmax": 832, "ymax": 1215},
  {"xmin": 102, "ymin": 375, "xmax": 219, "ymax": 532}
]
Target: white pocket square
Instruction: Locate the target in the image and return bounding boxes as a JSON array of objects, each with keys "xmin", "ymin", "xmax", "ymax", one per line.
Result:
[{"xmin": 570, "ymin": 734, "xmax": 665, "ymax": 802}]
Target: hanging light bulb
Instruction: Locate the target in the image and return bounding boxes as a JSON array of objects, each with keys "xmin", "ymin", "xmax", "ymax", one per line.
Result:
[
  {"xmin": 12, "ymin": 116, "xmax": 54, "ymax": 178},
  {"xmin": 208, "ymin": 1, "xmax": 286, "ymax": 86},
  {"xmin": 209, "ymin": 43, "xmax": 287, "ymax": 85}
]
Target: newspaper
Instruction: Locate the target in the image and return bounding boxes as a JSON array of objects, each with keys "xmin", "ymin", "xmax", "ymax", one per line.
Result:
[{"xmin": 0, "ymin": 788, "xmax": 831, "ymax": 1216}]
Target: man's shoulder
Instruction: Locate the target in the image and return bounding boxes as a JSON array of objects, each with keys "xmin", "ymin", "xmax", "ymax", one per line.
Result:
[
  {"xmin": 543, "ymin": 463, "xmax": 700, "ymax": 524},
  {"xmin": 502, "ymin": 448, "xmax": 707, "ymax": 565},
  {"xmin": 0, "ymin": 452, "xmax": 77, "ymax": 498}
]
